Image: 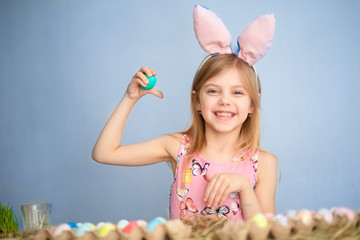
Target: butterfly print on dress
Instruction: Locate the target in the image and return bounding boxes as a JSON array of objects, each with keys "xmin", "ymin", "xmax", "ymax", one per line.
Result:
[
  {"xmin": 201, "ymin": 205, "xmax": 230, "ymax": 218},
  {"xmin": 192, "ymin": 159, "xmax": 210, "ymax": 177},
  {"xmin": 180, "ymin": 197, "xmax": 198, "ymax": 219}
]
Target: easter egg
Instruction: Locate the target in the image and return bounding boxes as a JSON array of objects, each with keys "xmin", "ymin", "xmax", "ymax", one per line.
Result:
[
  {"xmin": 75, "ymin": 222, "xmax": 96, "ymax": 236},
  {"xmin": 140, "ymin": 74, "xmax": 156, "ymax": 90},
  {"xmin": 137, "ymin": 219, "xmax": 147, "ymax": 226},
  {"xmin": 317, "ymin": 208, "xmax": 333, "ymax": 223},
  {"xmin": 117, "ymin": 219, "xmax": 129, "ymax": 229},
  {"xmin": 123, "ymin": 221, "xmax": 139, "ymax": 234},
  {"xmin": 251, "ymin": 213, "xmax": 268, "ymax": 228},
  {"xmin": 96, "ymin": 222, "xmax": 105, "ymax": 229},
  {"xmin": 52, "ymin": 223, "xmax": 71, "ymax": 236},
  {"xmin": 263, "ymin": 212, "xmax": 274, "ymax": 220},
  {"xmin": 333, "ymin": 207, "xmax": 355, "ymax": 220},
  {"xmin": 273, "ymin": 214, "xmax": 289, "ymax": 226},
  {"xmin": 67, "ymin": 222, "xmax": 78, "ymax": 228},
  {"xmin": 285, "ymin": 209, "xmax": 297, "ymax": 218},
  {"xmin": 98, "ymin": 223, "xmax": 116, "ymax": 237},
  {"xmin": 146, "ymin": 217, "xmax": 167, "ymax": 231},
  {"xmin": 297, "ymin": 209, "xmax": 313, "ymax": 226}
]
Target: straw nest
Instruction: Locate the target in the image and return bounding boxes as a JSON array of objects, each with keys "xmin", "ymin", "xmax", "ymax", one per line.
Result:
[{"xmin": 26, "ymin": 208, "xmax": 360, "ymax": 240}]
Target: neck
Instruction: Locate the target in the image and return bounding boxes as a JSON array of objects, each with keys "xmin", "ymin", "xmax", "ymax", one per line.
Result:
[{"xmin": 203, "ymin": 129, "xmax": 242, "ymax": 158}]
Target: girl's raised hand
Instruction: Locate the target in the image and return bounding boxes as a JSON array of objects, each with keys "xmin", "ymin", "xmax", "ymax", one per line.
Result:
[
  {"xmin": 126, "ymin": 67, "xmax": 164, "ymax": 100},
  {"xmin": 203, "ymin": 173, "xmax": 250, "ymax": 209}
]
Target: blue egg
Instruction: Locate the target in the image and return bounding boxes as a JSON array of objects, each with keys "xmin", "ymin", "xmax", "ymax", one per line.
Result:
[
  {"xmin": 67, "ymin": 222, "xmax": 78, "ymax": 228},
  {"xmin": 273, "ymin": 214, "xmax": 288, "ymax": 226},
  {"xmin": 146, "ymin": 217, "xmax": 166, "ymax": 231},
  {"xmin": 285, "ymin": 209, "xmax": 297, "ymax": 217},
  {"xmin": 75, "ymin": 222, "xmax": 95, "ymax": 236}
]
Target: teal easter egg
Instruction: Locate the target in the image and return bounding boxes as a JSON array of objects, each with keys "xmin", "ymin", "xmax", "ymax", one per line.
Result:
[
  {"xmin": 146, "ymin": 217, "xmax": 166, "ymax": 231},
  {"xmin": 140, "ymin": 74, "xmax": 156, "ymax": 90},
  {"xmin": 75, "ymin": 222, "xmax": 95, "ymax": 236}
]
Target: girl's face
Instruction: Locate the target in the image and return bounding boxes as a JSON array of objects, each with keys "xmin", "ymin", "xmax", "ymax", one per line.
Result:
[{"xmin": 196, "ymin": 67, "xmax": 254, "ymax": 135}]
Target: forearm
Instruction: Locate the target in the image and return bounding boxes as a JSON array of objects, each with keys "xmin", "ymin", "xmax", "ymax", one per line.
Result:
[
  {"xmin": 92, "ymin": 93, "xmax": 137, "ymax": 162},
  {"xmin": 239, "ymin": 183, "xmax": 263, "ymax": 220}
]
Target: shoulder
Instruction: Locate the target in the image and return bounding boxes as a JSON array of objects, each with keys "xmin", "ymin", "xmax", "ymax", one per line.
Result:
[
  {"xmin": 159, "ymin": 133, "xmax": 183, "ymax": 150},
  {"xmin": 160, "ymin": 133, "xmax": 190, "ymax": 171},
  {"xmin": 258, "ymin": 151, "xmax": 277, "ymax": 163},
  {"xmin": 159, "ymin": 133, "xmax": 184, "ymax": 156},
  {"xmin": 256, "ymin": 150, "xmax": 278, "ymax": 180}
]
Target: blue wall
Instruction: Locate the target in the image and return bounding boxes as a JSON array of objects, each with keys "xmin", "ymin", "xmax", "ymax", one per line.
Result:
[{"xmin": 1, "ymin": 0, "xmax": 359, "ymax": 227}]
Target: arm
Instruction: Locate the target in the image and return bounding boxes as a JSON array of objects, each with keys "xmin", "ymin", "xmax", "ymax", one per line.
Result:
[
  {"xmin": 92, "ymin": 67, "xmax": 176, "ymax": 166},
  {"xmin": 203, "ymin": 151, "xmax": 277, "ymax": 220},
  {"xmin": 253, "ymin": 151, "xmax": 277, "ymax": 213},
  {"xmin": 237, "ymin": 151, "xmax": 277, "ymax": 219}
]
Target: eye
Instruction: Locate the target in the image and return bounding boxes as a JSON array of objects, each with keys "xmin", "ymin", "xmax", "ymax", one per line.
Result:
[
  {"xmin": 207, "ymin": 89, "xmax": 219, "ymax": 94},
  {"xmin": 233, "ymin": 91, "xmax": 243, "ymax": 95}
]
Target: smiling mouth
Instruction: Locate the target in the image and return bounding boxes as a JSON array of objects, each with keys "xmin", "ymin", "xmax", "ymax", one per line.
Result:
[{"xmin": 214, "ymin": 112, "xmax": 235, "ymax": 117}]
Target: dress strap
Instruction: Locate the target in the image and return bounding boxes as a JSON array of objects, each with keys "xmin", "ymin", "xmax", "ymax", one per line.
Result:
[
  {"xmin": 250, "ymin": 150, "xmax": 259, "ymax": 190},
  {"xmin": 176, "ymin": 134, "xmax": 192, "ymax": 164},
  {"xmin": 250, "ymin": 150, "xmax": 259, "ymax": 173}
]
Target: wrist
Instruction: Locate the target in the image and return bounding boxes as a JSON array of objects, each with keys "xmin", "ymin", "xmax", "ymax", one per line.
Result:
[
  {"xmin": 123, "ymin": 92, "xmax": 140, "ymax": 103},
  {"xmin": 239, "ymin": 176, "xmax": 252, "ymax": 193}
]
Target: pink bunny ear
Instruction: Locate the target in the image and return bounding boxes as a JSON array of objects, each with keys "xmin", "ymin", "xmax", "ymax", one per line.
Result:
[
  {"xmin": 237, "ymin": 14, "xmax": 275, "ymax": 66},
  {"xmin": 193, "ymin": 5, "xmax": 232, "ymax": 54}
]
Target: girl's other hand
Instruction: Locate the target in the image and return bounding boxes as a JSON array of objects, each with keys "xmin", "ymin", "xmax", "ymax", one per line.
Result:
[
  {"xmin": 203, "ymin": 173, "xmax": 250, "ymax": 209},
  {"xmin": 126, "ymin": 67, "xmax": 164, "ymax": 100}
]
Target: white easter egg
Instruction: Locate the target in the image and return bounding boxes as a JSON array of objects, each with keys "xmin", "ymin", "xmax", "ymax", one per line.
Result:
[{"xmin": 52, "ymin": 223, "xmax": 71, "ymax": 237}]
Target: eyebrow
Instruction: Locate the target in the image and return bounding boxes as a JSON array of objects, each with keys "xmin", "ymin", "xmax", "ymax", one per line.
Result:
[{"xmin": 203, "ymin": 83, "xmax": 245, "ymax": 89}]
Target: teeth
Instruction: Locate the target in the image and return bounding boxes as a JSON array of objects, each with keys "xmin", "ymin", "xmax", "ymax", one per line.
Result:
[{"xmin": 216, "ymin": 112, "xmax": 234, "ymax": 117}]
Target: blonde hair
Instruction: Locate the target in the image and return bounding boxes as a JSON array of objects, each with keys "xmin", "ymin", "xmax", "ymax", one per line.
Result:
[{"xmin": 181, "ymin": 54, "xmax": 262, "ymax": 177}]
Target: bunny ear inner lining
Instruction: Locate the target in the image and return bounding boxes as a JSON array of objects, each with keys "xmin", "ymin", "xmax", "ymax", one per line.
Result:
[{"xmin": 193, "ymin": 5, "xmax": 275, "ymax": 66}]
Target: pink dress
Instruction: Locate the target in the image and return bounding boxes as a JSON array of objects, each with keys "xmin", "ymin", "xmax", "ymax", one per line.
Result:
[{"xmin": 169, "ymin": 135, "xmax": 259, "ymax": 221}]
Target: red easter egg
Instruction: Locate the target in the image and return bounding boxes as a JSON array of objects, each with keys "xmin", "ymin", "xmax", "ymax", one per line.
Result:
[{"xmin": 122, "ymin": 221, "xmax": 138, "ymax": 234}]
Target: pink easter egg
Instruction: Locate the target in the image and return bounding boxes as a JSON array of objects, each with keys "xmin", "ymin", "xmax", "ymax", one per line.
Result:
[{"xmin": 333, "ymin": 207, "xmax": 355, "ymax": 220}]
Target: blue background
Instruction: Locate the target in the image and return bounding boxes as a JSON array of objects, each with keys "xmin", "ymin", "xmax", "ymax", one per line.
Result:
[{"xmin": 1, "ymin": 0, "xmax": 359, "ymax": 227}]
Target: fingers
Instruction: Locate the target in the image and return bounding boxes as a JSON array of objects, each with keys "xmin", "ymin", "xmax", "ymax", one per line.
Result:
[
  {"xmin": 128, "ymin": 67, "xmax": 163, "ymax": 99},
  {"xmin": 204, "ymin": 174, "xmax": 231, "ymax": 209},
  {"xmin": 134, "ymin": 67, "xmax": 156, "ymax": 89},
  {"xmin": 149, "ymin": 88, "xmax": 164, "ymax": 99}
]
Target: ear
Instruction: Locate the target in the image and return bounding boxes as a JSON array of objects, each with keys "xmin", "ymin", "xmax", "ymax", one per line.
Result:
[
  {"xmin": 248, "ymin": 105, "xmax": 254, "ymax": 115},
  {"xmin": 193, "ymin": 90, "xmax": 201, "ymax": 111},
  {"xmin": 237, "ymin": 14, "xmax": 275, "ymax": 66},
  {"xmin": 195, "ymin": 102, "xmax": 201, "ymax": 112},
  {"xmin": 193, "ymin": 5, "xmax": 232, "ymax": 54},
  {"xmin": 248, "ymin": 93, "xmax": 261, "ymax": 115}
]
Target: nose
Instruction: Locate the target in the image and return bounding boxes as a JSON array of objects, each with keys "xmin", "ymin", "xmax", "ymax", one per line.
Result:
[{"xmin": 218, "ymin": 93, "xmax": 230, "ymax": 106}]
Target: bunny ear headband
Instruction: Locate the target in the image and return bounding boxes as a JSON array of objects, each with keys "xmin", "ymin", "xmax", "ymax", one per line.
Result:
[{"xmin": 193, "ymin": 5, "xmax": 275, "ymax": 66}]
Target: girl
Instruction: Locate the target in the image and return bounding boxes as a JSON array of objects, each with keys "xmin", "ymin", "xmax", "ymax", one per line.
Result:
[{"xmin": 92, "ymin": 5, "xmax": 277, "ymax": 221}]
